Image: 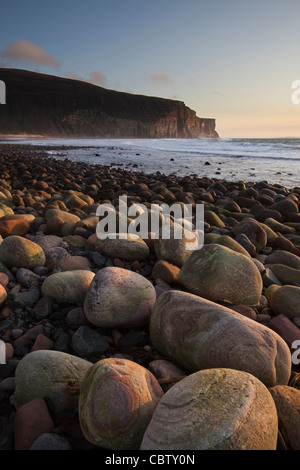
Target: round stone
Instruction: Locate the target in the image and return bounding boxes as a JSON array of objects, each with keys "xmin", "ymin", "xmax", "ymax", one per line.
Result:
[
  {"xmin": 78, "ymin": 358, "xmax": 163, "ymax": 449},
  {"xmin": 178, "ymin": 244, "xmax": 263, "ymax": 306},
  {"xmin": 0, "ymin": 235, "xmax": 46, "ymax": 269},
  {"xmin": 84, "ymin": 267, "xmax": 156, "ymax": 328},
  {"xmin": 41, "ymin": 270, "xmax": 95, "ymax": 304},
  {"xmin": 149, "ymin": 290, "xmax": 291, "ymax": 387},
  {"xmin": 14, "ymin": 350, "xmax": 92, "ymax": 413},
  {"xmin": 140, "ymin": 368, "xmax": 278, "ymax": 450}
]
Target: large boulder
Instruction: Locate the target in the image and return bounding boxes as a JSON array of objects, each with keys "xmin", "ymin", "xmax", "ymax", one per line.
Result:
[
  {"xmin": 78, "ymin": 358, "xmax": 163, "ymax": 449},
  {"xmin": 140, "ymin": 368, "xmax": 278, "ymax": 450},
  {"xmin": 41, "ymin": 270, "xmax": 95, "ymax": 304},
  {"xmin": 14, "ymin": 350, "xmax": 92, "ymax": 413},
  {"xmin": 178, "ymin": 244, "xmax": 262, "ymax": 306},
  {"xmin": 149, "ymin": 290, "xmax": 291, "ymax": 387},
  {"xmin": 0, "ymin": 235, "xmax": 46, "ymax": 269},
  {"xmin": 84, "ymin": 267, "xmax": 156, "ymax": 328}
]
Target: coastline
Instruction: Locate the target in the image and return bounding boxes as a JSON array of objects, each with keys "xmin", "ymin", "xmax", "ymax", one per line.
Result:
[
  {"xmin": 1, "ymin": 137, "xmax": 299, "ymax": 190},
  {"xmin": 0, "ymin": 144, "xmax": 299, "ymax": 450}
]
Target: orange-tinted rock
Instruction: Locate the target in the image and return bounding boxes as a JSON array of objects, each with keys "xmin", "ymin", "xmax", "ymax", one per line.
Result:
[
  {"xmin": 61, "ymin": 255, "xmax": 91, "ymax": 271},
  {"xmin": 79, "ymin": 358, "xmax": 163, "ymax": 449},
  {"xmin": 152, "ymin": 259, "xmax": 180, "ymax": 285},
  {"xmin": 0, "ymin": 272, "xmax": 9, "ymax": 288},
  {"xmin": 0, "ymin": 219, "xmax": 30, "ymax": 238},
  {"xmin": 0, "ymin": 284, "xmax": 7, "ymax": 308}
]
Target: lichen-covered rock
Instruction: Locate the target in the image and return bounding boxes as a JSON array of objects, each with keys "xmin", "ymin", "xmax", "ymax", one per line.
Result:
[
  {"xmin": 270, "ymin": 285, "xmax": 300, "ymax": 319},
  {"xmin": 149, "ymin": 290, "xmax": 291, "ymax": 387},
  {"xmin": 269, "ymin": 385, "xmax": 300, "ymax": 450},
  {"xmin": 41, "ymin": 270, "xmax": 95, "ymax": 304},
  {"xmin": 78, "ymin": 358, "xmax": 164, "ymax": 449},
  {"xmin": 140, "ymin": 368, "xmax": 278, "ymax": 450},
  {"xmin": 178, "ymin": 244, "xmax": 262, "ymax": 305},
  {"xmin": 14, "ymin": 350, "xmax": 92, "ymax": 413},
  {"xmin": 209, "ymin": 234, "xmax": 251, "ymax": 257},
  {"xmin": 84, "ymin": 267, "xmax": 156, "ymax": 328},
  {"xmin": 0, "ymin": 235, "xmax": 46, "ymax": 269}
]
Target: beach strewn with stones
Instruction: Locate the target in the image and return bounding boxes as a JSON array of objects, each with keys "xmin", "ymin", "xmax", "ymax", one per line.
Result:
[{"xmin": 1, "ymin": 144, "xmax": 300, "ymax": 451}]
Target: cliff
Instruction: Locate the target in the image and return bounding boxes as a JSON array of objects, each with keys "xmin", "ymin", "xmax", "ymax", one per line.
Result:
[{"xmin": 0, "ymin": 69, "xmax": 219, "ymax": 139}]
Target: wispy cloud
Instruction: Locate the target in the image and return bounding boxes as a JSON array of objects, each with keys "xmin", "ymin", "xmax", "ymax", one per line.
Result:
[
  {"xmin": 66, "ymin": 71, "xmax": 85, "ymax": 81},
  {"xmin": 88, "ymin": 71, "xmax": 106, "ymax": 86},
  {"xmin": 1, "ymin": 40, "xmax": 60, "ymax": 68},
  {"xmin": 145, "ymin": 72, "xmax": 172, "ymax": 85}
]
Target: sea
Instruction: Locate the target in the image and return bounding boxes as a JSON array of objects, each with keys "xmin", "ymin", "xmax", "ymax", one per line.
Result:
[{"xmin": 2, "ymin": 137, "xmax": 300, "ymax": 189}]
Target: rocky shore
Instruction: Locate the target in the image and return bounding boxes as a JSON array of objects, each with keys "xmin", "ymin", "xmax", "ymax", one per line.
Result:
[{"xmin": 0, "ymin": 144, "xmax": 300, "ymax": 450}]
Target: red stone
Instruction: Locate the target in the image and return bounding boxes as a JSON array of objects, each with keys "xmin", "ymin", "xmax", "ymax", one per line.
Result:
[
  {"xmin": 113, "ymin": 258, "xmax": 125, "ymax": 268},
  {"xmin": 131, "ymin": 260, "xmax": 141, "ymax": 271},
  {"xmin": 87, "ymin": 233, "xmax": 98, "ymax": 246},
  {"xmin": 31, "ymin": 334, "xmax": 54, "ymax": 352},
  {"xmin": 269, "ymin": 314, "xmax": 300, "ymax": 349},
  {"xmin": 14, "ymin": 397, "xmax": 54, "ymax": 450},
  {"xmin": 13, "ymin": 325, "xmax": 44, "ymax": 348}
]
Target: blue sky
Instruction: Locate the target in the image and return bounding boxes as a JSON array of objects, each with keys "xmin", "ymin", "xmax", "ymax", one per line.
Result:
[{"xmin": 1, "ymin": 0, "xmax": 300, "ymax": 137}]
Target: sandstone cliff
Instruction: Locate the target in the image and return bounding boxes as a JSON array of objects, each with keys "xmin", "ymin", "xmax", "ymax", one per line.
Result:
[{"xmin": 0, "ymin": 69, "xmax": 219, "ymax": 139}]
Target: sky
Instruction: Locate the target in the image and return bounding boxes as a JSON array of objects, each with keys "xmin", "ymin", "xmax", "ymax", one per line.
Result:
[{"xmin": 1, "ymin": 0, "xmax": 300, "ymax": 138}]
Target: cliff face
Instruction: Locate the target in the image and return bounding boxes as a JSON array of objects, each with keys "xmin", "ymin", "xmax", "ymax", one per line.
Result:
[{"xmin": 0, "ymin": 69, "xmax": 219, "ymax": 138}]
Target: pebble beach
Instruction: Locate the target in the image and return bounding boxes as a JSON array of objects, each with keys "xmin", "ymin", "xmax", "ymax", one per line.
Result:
[{"xmin": 1, "ymin": 143, "xmax": 300, "ymax": 451}]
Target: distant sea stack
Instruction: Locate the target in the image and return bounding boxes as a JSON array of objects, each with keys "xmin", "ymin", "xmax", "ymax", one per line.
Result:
[{"xmin": 0, "ymin": 69, "xmax": 219, "ymax": 139}]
